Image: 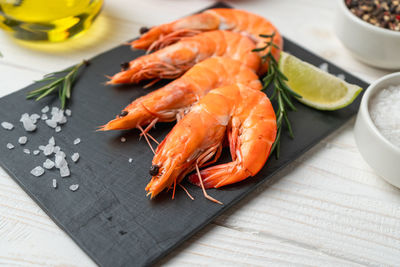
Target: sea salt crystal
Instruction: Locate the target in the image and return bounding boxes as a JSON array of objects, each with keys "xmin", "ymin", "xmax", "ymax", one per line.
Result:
[
  {"xmin": 20, "ymin": 113, "xmax": 37, "ymax": 132},
  {"xmin": 55, "ymin": 126, "xmax": 61, "ymax": 132},
  {"xmin": 52, "ymin": 109, "xmax": 65, "ymax": 123},
  {"xmin": 55, "ymin": 151, "xmax": 67, "ymax": 168},
  {"xmin": 33, "ymin": 150, "xmax": 40, "ymax": 155},
  {"xmin": 370, "ymin": 85, "xmax": 400, "ymax": 148},
  {"xmin": 73, "ymin": 138, "xmax": 81, "ymax": 145},
  {"xmin": 54, "ymin": 146, "xmax": 61, "ymax": 153},
  {"xmin": 23, "ymin": 148, "xmax": 30, "ymax": 154},
  {"xmin": 65, "ymin": 109, "xmax": 72, "ymax": 116},
  {"xmin": 56, "ymin": 150, "xmax": 66, "ymax": 158},
  {"xmin": 55, "ymin": 157, "xmax": 66, "ymax": 169},
  {"xmin": 60, "ymin": 165, "xmax": 70, "ymax": 177},
  {"xmin": 71, "ymin": 153, "xmax": 80, "ymax": 163},
  {"xmin": 51, "ymin": 107, "xmax": 59, "ymax": 115},
  {"xmin": 30, "ymin": 166, "xmax": 44, "ymax": 177},
  {"xmin": 6, "ymin": 143, "xmax": 14, "ymax": 150},
  {"xmin": 45, "ymin": 119, "xmax": 57, "ymax": 129},
  {"xmin": 43, "ymin": 159, "xmax": 55, "ymax": 169},
  {"xmin": 319, "ymin": 62, "xmax": 329, "ymax": 72},
  {"xmin": 59, "ymin": 116, "xmax": 67, "ymax": 125},
  {"xmin": 41, "ymin": 106, "xmax": 49, "ymax": 113},
  {"xmin": 69, "ymin": 184, "xmax": 79, "ymax": 191},
  {"xmin": 128, "ymin": 158, "xmax": 133, "ymax": 163},
  {"xmin": 18, "ymin": 136, "xmax": 28, "ymax": 145},
  {"xmin": 41, "ymin": 114, "xmax": 48, "ymax": 120},
  {"xmin": 43, "ymin": 144, "xmax": 54, "ymax": 156},
  {"xmin": 49, "ymin": 137, "xmax": 55, "ymax": 146},
  {"xmin": 337, "ymin": 74, "xmax": 346, "ymax": 81},
  {"xmin": 30, "ymin": 114, "xmax": 40, "ymax": 124},
  {"xmin": 1, "ymin": 122, "xmax": 14, "ymax": 130},
  {"xmin": 120, "ymin": 137, "xmax": 126, "ymax": 143},
  {"xmin": 52, "ymin": 179, "xmax": 57, "ymax": 189}
]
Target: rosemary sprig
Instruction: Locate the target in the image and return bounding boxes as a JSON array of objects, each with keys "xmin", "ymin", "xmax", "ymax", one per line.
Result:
[
  {"xmin": 253, "ymin": 32, "xmax": 302, "ymax": 159},
  {"xmin": 27, "ymin": 60, "xmax": 89, "ymax": 109}
]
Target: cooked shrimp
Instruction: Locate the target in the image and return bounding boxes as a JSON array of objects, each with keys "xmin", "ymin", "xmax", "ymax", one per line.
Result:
[
  {"xmin": 108, "ymin": 31, "xmax": 260, "ymax": 84},
  {"xmin": 131, "ymin": 8, "xmax": 282, "ymax": 74},
  {"xmin": 145, "ymin": 84, "xmax": 276, "ymax": 200},
  {"xmin": 100, "ymin": 57, "xmax": 262, "ymax": 131}
]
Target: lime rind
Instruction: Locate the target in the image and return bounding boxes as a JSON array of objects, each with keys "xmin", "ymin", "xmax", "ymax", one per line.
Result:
[
  {"xmin": 298, "ymin": 84, "xmax": 362, "ymax": 110},
  {"xmin": 279, "ymin": 52, "xmax": 363, "ymax": 111}
]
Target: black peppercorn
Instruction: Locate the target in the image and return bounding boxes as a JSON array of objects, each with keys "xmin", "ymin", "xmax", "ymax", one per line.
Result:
[{"xmin": 345, "ymin": 0, "xmax": 400, "ymax": 31}]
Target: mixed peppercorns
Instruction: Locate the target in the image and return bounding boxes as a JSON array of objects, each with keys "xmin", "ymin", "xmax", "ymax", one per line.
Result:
[{"xmin": 345, "ymin": 0, "xmax": 400, "ymax": 31}]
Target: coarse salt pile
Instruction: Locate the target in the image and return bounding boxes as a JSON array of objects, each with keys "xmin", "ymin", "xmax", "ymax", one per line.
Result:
[
  {"xmin": 45, "ymin": 107, "xmax": 68, "ymax": 129},
  {"xmin": 2, "ymin": 105, "xmax": 80, "ymax": 191},
  {"xmin": 369, "ymin": 85, "xmax": 400, "ymax": 148}
]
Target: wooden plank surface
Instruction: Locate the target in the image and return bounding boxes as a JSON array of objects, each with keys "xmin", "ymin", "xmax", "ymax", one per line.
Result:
[{"xmin": 0, "ymin": 0, "xmax": 397, "ymax": 266}]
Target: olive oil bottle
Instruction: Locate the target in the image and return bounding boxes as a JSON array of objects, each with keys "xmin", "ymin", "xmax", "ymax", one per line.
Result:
[{"xmin": 0, "ymin": 0, "xmax": 103, "ymax": 42}]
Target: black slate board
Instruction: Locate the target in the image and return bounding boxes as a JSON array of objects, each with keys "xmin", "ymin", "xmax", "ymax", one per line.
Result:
[{"xmin": 0, "ymin": 3, "xmax": 369, "ymax": 266}]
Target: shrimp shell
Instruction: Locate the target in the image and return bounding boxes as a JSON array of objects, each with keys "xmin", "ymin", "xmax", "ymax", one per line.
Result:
[
  {"xmin": 146, "ymin": 84, "xmax": 276, "ymax": 199},
  {"xmin": 108, "ymin": 31, "xmax": 260, "ymax": 85},
  {"xmin": 99, "ymin": 57, "xmax": 262, "ymax": 131},
  {"xmin": 131, "ymin": 8, "xmax": 282, "ymax": 74}
]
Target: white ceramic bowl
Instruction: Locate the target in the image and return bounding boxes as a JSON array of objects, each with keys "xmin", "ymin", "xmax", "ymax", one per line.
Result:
[
  {"xmin": 354, "ymin": 72, "xmax": 400, "ymax": 188},
  {"xmin": 335, "ymin": 0, "xmax": 400, "ymax": 69}
]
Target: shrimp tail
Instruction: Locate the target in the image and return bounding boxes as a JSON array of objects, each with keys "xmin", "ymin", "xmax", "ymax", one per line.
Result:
[{"xmin": 188, "ymin": 162, "xmax": 249, "ymax": 189}]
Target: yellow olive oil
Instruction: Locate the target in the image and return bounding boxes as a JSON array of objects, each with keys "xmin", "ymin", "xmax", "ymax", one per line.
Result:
[{"xmin": 0, "ymin": 0, "xmax": 103, "ymax": 42}]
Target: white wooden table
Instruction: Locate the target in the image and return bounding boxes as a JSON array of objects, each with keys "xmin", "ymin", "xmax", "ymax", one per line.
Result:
[{"xmin": 1, "ymin": 0, "xmax": 398, "ymax": 266}]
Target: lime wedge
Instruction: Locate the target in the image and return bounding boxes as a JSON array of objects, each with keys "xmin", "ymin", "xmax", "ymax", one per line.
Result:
[{"xmin": 279, "ymin": 52, "xmax": 362, "ymax": 110}]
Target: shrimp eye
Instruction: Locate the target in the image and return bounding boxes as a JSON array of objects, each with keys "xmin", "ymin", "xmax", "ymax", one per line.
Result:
[
  {"xmin": 149, "ymin": 165, "xmax": 160, "ymax": 176},
  {"xmin": 120, "ymin": 62, "xmax": 130, "ymax": 70},
  {"xmin": 139, "ymin": 26, "xmax": 150, "ymax": 34},
  {"xmin": 119, "ymin": 110, "xmax": 128, "ymax": 117}
]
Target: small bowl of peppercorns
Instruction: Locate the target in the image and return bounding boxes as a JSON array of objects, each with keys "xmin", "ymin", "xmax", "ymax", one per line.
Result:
[{"xmin": 335, "ymin": 0, "xmax": 400, "ymax": 69}]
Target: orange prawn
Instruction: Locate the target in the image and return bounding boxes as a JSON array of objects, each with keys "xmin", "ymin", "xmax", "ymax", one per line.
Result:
[
  {"xmin": 131, "ymin": 8, "xmax": 282, "ymax": 74},
  {"xmin": 100, "ymin": 57, "xmax": 262, "ymax": 132},
  {"xmin": 145, "ymin": 84, "xmax": 277, "ymax": 202},
  {"xmin": 108, "ymin": 31, "xmax": 260, "ymax": 85}
]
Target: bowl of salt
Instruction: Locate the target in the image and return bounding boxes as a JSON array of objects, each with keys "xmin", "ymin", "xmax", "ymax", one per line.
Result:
[{"xmin": 354, "ymin": 72, "xmax": 400, "ymax": 188}]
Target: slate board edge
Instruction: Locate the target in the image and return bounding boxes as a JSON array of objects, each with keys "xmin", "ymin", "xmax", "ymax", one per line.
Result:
[{"xmin": 0, "ymin": 2, "xmax": 370, "ymax": 267}]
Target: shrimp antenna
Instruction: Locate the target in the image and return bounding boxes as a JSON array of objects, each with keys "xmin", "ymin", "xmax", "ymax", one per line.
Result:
[
  {"xmin": 172, "ymin": 179, "xmax": 177, "ymax": 199},
  {"xmin": 179, "ymin": 184, "xmax": 194, "ymax": 200},
  {"xmin": 139, "ymin": 118, "xmax": 160, "ymax": 145},
  {"xmin": 143, "ymin": 78, "xmax": 160, "ymax": 88},
  {"xmin": 195, "ymin": 164, "xmax": 223, "ymax": 205},
  {"xmin": 137, "ymin": 125, "xmax": 156, "ymax": 154},
  {"xmin": 146, "ymin": 133, "xmax": 159, "ymax": 145}
]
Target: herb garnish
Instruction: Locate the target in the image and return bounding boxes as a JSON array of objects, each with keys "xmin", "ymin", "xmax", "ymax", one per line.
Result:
[
  {"xmin": 253, "ymin": 32, "xmax": 302, "ymax": 159},
  {"xmin": 27, "ymin": 60, "xmax": 89, "ymax": 109}
]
